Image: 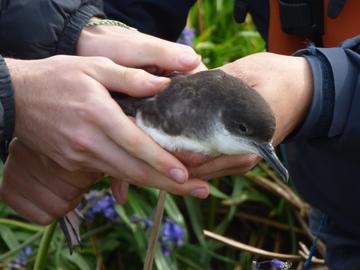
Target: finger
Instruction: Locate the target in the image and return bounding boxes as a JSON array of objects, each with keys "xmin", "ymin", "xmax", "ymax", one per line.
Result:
[
  {"xmin": 185, "ymin": 62, "xmax": 208, "ymax": 74},
  {"xmin": 10, "ymin": 139, "xmax": 98, "ymax": 192},
  {"xmin": 123, "ymin": 176, "xmax": 209, "ymax": 199},
  {"xmin": 198, "ymin": 168, "xmax": 254, "ymax": 181},
  {"xmin": 74, "ymin": 132, "xmax": 208, "ymax": 197},
  {"xmin": 111, "ymin": 30, "xmax": 201, "ymax": 72},
  {"xmin": 111, "ymin": 179, "xmax": 129, "ymax": 205},
  {"xmin": 40, "ymin": 155, "xmax": 102, "ymax": 190},
  {"xmin": 189, "ymin": 154, "xmax": 260, "ymax": 178},
  {"xmin": 0, "ymin": 182, "xmax": 54, "ymax": 225},
  {"xmin": 172, "ymin": 150, "xmax": 213, "ymax": 167},
  {"xmin": 3, "ymin": 163, "xmax": 81, "ymax": 217},
  {"xmin": 87, "ymin": 58, "xmax": 170, "ymax": 97}
]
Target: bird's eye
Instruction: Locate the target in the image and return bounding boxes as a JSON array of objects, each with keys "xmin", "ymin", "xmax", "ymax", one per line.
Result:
[{"xmin": 238, "ymin": 123, "xmax": 248, "ymax": 133}]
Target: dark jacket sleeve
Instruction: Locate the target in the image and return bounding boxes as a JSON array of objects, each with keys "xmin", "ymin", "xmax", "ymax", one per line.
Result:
[
  {"xmin": 290, "ymin": 35, "xmax": 360, "ymax": 140},
  {"xmin": 0, "ymin": 0, "xmax": 105, "ymax": 59},
  {"xmin": 0, "ymin": 56, "xmax": 14, "ymax": 162},
  {"xmin": 103, "ymin": 0, "xmax": 195, "ymax": 41}
]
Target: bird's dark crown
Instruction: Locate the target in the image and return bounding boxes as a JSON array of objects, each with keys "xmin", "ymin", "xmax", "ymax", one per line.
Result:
[{"xmin": 164, "ymin": 70, "xmax": 276, "ymax": 143}]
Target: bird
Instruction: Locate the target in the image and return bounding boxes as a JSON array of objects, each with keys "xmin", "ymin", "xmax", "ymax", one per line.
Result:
[
  {"xmin": 59, "ymin": 69, "xmax": 289, "ymax": 257},
  {"xmin": 112, "ymin": 69, "xmax": 288, "ymax": 181}
]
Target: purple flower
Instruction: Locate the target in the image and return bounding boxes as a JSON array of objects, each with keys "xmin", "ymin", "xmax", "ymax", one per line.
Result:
[
  {"xmin": 160, "ymin": 239, "xmax": 171, "ymax": 257},
  {"xmin": 23, "ymin": 246, "xmax": 32, "ymax": 256},
  {"xmin": 130, "ymin": 215, "xmax": 153, "ymax": 230},
  {"xmin": 80, "ymin": 190, "xmax": 119, "ymax": 222},
  {"xmin": 10, "ymin": 245, "xmax": 33, "ymax": 269},
  {"xmin": 17, "ymin": 254, "xmax": 27, "ymax": 265},
  {"xmin": 177, "ymin": 27, "xmax": 196, "ymax": 46},
  {"xmin": 255, "ymin": 259, "xmax": 291, "ymax": 270},
  {"xmin": 104, "ymin": 207, "xmax": 118, "ymax": 221},
  {"xmin": 162, "ymin": 219, "xmax": 185, "ymax": 247}
]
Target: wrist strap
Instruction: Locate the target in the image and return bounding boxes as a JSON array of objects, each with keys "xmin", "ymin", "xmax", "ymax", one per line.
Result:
[{"xmin": 84, "ymin": 19, "xmax": 137, "ymax": 31}]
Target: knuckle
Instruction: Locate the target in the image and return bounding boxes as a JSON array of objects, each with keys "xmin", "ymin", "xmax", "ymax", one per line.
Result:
[
  {"xmin": 54, "ymin": 202, "xmax": 73, "ymax": 217},
  {"xmin": 63, "ymin": 187, "xmax": 82, "ymax": 201},
  {"xmin": 128, "ymin": 169, "xmax": 148, "ymax": 183},
  {"xmin": 57, "ymin": 153, "xmax": 81, "ymax": 172},
  {"xmin": 126, "ymin": 135, "xmax": 144, "ymax": 156},
  {"xmin": 75, "ymin": 98, "xmax": 100, "ymax": 123},
  {"xmin": 36, "ymin": 214, "xmax": 55, "ymax": 226},
  {"xmin": 92, "ymin": 56, "xmax": 113, "ymax": 67},
  {"xmin": 68, "ymin": 132, "xmax": 93, "ymax": 153}
]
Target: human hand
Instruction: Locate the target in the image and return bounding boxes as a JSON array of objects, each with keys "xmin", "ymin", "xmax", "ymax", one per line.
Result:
[
  {"xmin": 188, "ymin": 52, "xmax": 313, "ymax": 179},
  {"xmin": 0, "ymin": 139, "xmax": 102, "ymax": 225},
  {"xmin": 5, "ymin": 56, "xmax": 209, "ymax": 201},
  {"xmin": 77, "ymin": 19, "xmax": 206, "ymax": 74}
]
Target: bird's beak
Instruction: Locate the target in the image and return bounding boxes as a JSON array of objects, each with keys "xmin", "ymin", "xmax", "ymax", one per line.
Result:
[{"xmin": 256, "ymin": 143, "xmax": 289, "ymax": 182}]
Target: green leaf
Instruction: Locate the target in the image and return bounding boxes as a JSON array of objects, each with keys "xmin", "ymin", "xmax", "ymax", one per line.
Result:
[
  {"xmin": 184, "ymin": 197, "xmax": 205, "ymax": 247},
  {"xmin": 222, "ymin": 191, "xmax": 272, "ymax": 207},
  {"xmin": 64, "ymin": 252, "xmax": 91, "ymax": 270},
  {"xmin": 0, "ymin": 225, "xmax": 19, "ymax": 250},
  {"xmin": 209, "ymin": 184, "xmax": 229, "ymax": 199}
]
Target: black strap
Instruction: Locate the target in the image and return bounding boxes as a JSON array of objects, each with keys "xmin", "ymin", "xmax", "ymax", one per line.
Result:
[
  {"xmin": 278, "ymin": 0, "xmax": 324, "ymax": 46},
  {"xmin": 279, "ymin": 0, "xmax": 324, "ymax": 35}
]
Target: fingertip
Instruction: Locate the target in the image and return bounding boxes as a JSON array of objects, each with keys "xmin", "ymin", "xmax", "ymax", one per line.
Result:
[
  {"xmin": 147, "ymin": 76, "xmax": 170, "ymax": 89},
  {"xmin": 178, "ymin": 52, "xmax": 201, "ymax": 69},
  {"xmin": 111, "ymin": 180, "xmax": 128, "ymax": 205}
]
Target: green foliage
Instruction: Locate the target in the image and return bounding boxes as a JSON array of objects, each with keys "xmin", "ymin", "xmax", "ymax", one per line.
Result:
[
  {"xmin": 189, "ymin": 0, "xmax": 265, "ymax": 68},
  {"xmin": 0, "ymin": 2, "xmax": 303, "ymax": 270}
]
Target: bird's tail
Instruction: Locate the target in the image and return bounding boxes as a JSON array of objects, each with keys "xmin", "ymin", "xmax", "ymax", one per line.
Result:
[{"xmin": 111, "ymin": 92, "xmax": 147, "ymax": 117}]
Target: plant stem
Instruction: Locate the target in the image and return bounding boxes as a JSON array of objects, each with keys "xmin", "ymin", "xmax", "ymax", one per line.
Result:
[
  {"xmin": 0, "ymin": 231, "xmax": 43, "ymax": 261},
  {"xmin": 33, "ymin": 221, "xmax": 57, "ymax": 270},
  {"xmin": 0, "ymin": 218, "xmax": 43, "ymax": 232},
  {"xmin": 143, "ymin": 190, "xmax": 166, "ymax": 270}
]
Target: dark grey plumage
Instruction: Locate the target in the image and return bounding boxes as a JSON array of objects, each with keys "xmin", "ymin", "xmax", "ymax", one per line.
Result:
[{"xmin": 112, "ymin": 70, "xmax": 275, "ymax": 145}]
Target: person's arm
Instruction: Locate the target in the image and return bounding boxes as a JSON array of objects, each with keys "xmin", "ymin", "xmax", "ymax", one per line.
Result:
[
  {"xmin": 0, "ymin": 0, "xmax": 105, "ymax": 59},
  {"xmin": 289, "ymin": 35, "xmax": 360, "ymax": 140},
  {"xmin": 103, "ymin": 0, "xmax": 195, "ymax": 41}
]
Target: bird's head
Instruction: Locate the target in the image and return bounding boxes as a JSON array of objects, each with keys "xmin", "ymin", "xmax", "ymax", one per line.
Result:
[{"xmin": 212, "ymin": 70, "xmax": 289, "ymax": 181}]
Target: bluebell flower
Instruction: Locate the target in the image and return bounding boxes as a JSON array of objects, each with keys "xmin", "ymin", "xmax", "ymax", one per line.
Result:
[
  {"xmin": 162, "ymin": 218, "xmax": 185, "ymax": 247},
  {"xmin": 17, "ymin": 254, "xmax": 27, "ymax": 265},
  {"xmin": 254, "ymin": 259, "xmax": 292, "ymax": 270},
  {"xmin": 130, "ymin": 215, "xmax": 185, "ymax": 256},
  {"xmin": 160, "ymin": 239, "xmax": 171, "ymax": 257},
  {"xmin": 10, "ymin": 245, "xmax": 33, "ymax": 269},
  {"xmin": 23, "ymin": 246, "xmax": 32, "ymax": 256},
  {"xmin": 130, "ymin": 215, "xmax": 153, "ymax": 230},
  {"xmin": 79, "ymin": 190, "xmax": 119, "ymax": 222},
  {"xmin": 177, "ymin": 27, "xmax": 196, "ymax": 47}
]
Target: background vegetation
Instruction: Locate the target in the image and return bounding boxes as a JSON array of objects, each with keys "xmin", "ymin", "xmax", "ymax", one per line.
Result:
[{"xmin": 0, "ymin": 1, "xmax": 320, "ymax": 270}]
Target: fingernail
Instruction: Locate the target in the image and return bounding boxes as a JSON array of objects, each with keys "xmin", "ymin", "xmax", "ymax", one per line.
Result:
[
  {"xmin": 178, "ymin": 53, "xmax": 201, "ymax": 67},
  {"xmin": 148, "ymin": 76, "xmax": 169, "ymax": 86},
  {"xmin": 190, "ymin": 188, "xmax": 208, "ymax": 199},
  {"xmin": 169, "ymin": 168, "xmax": 187, "ymax": 183}
]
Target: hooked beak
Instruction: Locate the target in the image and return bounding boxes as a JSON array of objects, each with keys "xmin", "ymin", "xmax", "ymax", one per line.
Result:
[{"xmin": 256, "ymin": 143, "xmax": 289, "ymax": 182}]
